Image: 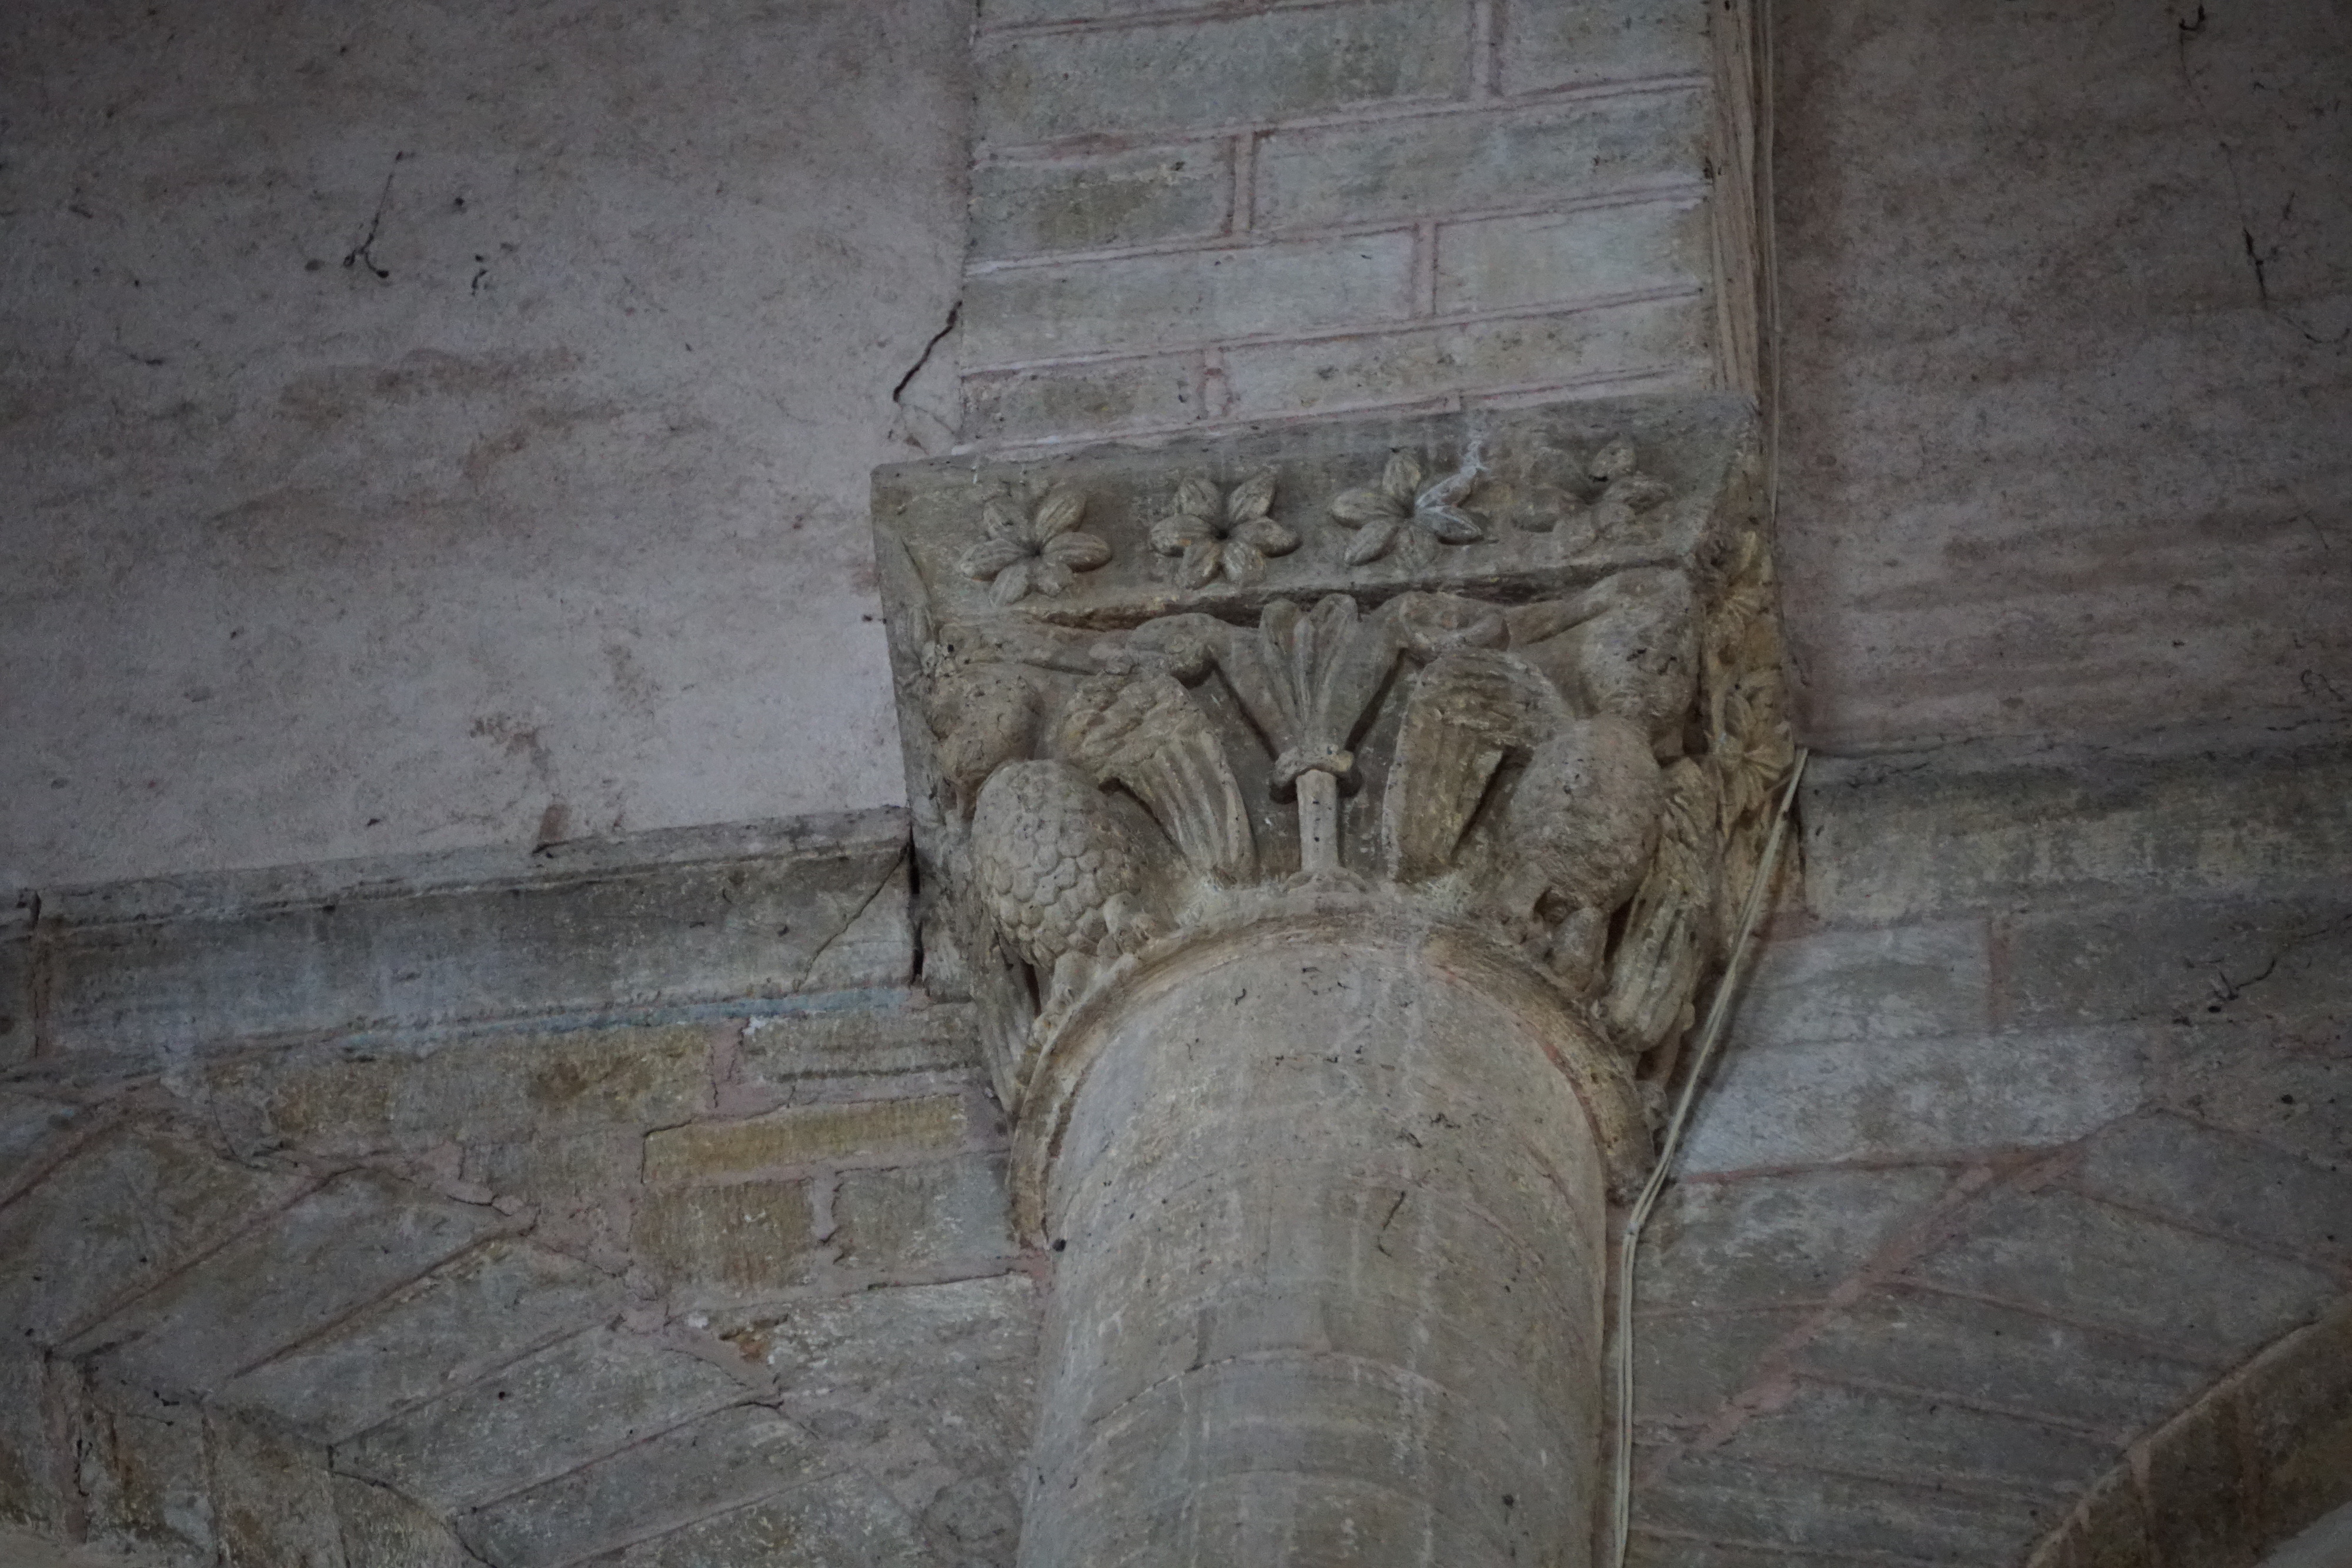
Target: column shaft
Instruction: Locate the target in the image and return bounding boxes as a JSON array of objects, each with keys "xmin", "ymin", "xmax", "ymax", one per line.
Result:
[{"xmin": 1020, "ymin": 917, "xmax": 1609, "ymax": 1568}]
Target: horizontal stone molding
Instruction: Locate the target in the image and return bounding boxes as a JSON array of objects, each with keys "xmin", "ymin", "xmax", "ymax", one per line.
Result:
[
  {"xmin": 1800, "ymin": 733, "xmax": 2352, "ymax": 924},
  {"xmin": 1, "ymin": 808, "xmax": 915, "ymax": 1075}
]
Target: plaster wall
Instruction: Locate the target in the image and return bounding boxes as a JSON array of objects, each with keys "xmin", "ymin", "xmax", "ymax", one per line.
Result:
[{"xmin": 0, "ymin": 0, "xmax": 970, "ymax": 891}]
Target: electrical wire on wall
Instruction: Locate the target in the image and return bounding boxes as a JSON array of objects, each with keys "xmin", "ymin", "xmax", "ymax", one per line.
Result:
[
  {"xmin": 1606, "ymin": 1, "xmax": 1792, "ymax": 1560},
  {"xmin": 1606, "ymin": 748, "xmax": 1807, "ymax": 1568}
]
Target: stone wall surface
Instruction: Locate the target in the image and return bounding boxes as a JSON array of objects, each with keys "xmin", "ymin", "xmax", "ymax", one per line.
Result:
[
  {"xmin": 0, "ymin": 0, "xmax": 971, "ymax": 892},
  {"xmin": 0, "ymin": 818, "xmax": 1036, "ymax": 1568},
  {"xmin": 1626, "ymin": 737, "xmax": 2352, "ymax": 1567},
  {"xmin": 1773, "ymin": 0, "xmax": 2352, "ymax": 752},
  {"xmin": 956, "ymin": 0, "xmax": 1756, "ymax": 450}
]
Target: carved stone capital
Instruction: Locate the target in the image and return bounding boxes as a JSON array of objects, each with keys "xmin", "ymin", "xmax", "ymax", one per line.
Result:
[
  {"xmin": 876, "ymin": 393, "xmax": 1792, "ymax": 1568},
  {"xmin": 874, "ymin": 392, "xmax": 1791, "ymax": 1195}
]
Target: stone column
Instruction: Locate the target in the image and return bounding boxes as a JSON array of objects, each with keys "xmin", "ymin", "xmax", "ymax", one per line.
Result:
[
  {"xmin": 874, "ymin": 394, "xmax": 1792, "ymax": 1567},
  {"xmin": 1019, "ymin": 912, "xmax": 1609, "ymax": 1566}
]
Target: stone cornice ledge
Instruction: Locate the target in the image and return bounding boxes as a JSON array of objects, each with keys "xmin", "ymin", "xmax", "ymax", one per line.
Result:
[{"xmin": 0, "ymin": 808, "xmax": 914, "ymax": 1077}]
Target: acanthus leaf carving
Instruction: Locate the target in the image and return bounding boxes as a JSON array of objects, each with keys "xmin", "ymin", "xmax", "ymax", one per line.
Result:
[{"xmin": 1383, "ymin": 649, "xmax": 1563, "ymax": 884}]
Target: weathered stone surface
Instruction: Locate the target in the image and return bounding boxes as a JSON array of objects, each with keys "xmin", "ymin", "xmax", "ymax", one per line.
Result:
[
  {"xmin": 2243, "ymin": 1306, "xmax": 2352, "ymax": 1542},
  {"xmin": 2069, "ymin": 1114, "xmax": 2352, "ymax": 1269},
  {"xmin": 972, "ymin": 147, "xmax": 1231, "ymax": 260},
  {"xmin": 1019, "ymin": 924, "xmax": 1609, "ymax": 1568},
  {"xmin": 1715, "ymin": 1378, "xmax": 2118, "ymax": 1500},
  {"xmin": 0, "ymin": 1127, "xmax": 309, "ymax": 1347},
  {"xmin": 1802, "ymin": 743, "xmax": 2352, "ymax": 924},
  {"xmin": 336, "ymin": 1327, "xmax": 750, "ymax": 1514},
  {"xmin": 1633, "ymin": 1450, "xmax": 2052, "ymax": 1562},
  {"xmin": 0, "ymin": 1349, "xmax": 55, "ymax": 1530},
  {"xmin": 2141, "ymin": 1393, "xmax": 2263, "ymax": 1568},
  {"xmin": 1775, "ymin": 0, "xmax": 2352, "ymax": 753},
  {"xmin": 801, "ymin": 858, "xmax": 918, "ymax": 994},
  {"xmin": 29, "ymin": 813, "xmax": 909, "ymax": 1064},
  {"xmin": 208, "ymin": 1414, "xmax": 343, "ymax": 1568},
  {"xmin": 462, "ymin": 1404, "xmax": 830, "ymax": 1568},
  {"xmin": 81, "ymin": 1169, "xmax": 507, "ymax": 1398},
  {"xmin": 207, "ymin": 1021, "xmax": 712, "ymax": 1157},
  {"xmin": 834, "ymin": 1155, "xmax": 1013, "ymax": 1268},
  {"xmin": 220, "ymin": 1237, "xmax": 628, "ymax": 1444},
  {"xmin": 1220, "ymin": 295, "xmax": 1711, "ymax": 418},
  {"xmin": 582, "ymin": 1470, "xmax": 927, "ymax": 1568},
  {"xmin": 645, "ymin": 1097, "xmax": 970, "ymax": 1185},
  {"xmin": 1736, "ymin": 920, "xmax": 1991, "ymax": 1042},
  {"xmin": 722, "ymin": 1275, "xmax": 1038, "ymax": 1539},
  {"xmin": 963, "ymin": 356, "xmax": 1205, "ymax": 448},
  {"xmin": 1495, "ymin": 0, "xmax": 1710, "ymax": 95},
  {"xmin": 1678, "ymin": 1025, "xmax": 2143, "ymax": 1175},
  {"xmin": 1638, "ymin": 1168, "xmax": 1950, "ymax": 1311},
  {"xmin": 1434, "ymin": 198, "xmax": 1710, "ymax": 316},
  {"xmin": 632, "ymin": 1181, "xmax": 820, "ymax": 1300},
  {"xmin": 1629, "ymin": 1309, "xmax": 1804, "ymax": 1427},
  {"xmin": 959, "ymin": 233, "xmax": 1417, "ymax": 366},
  {"xmin": 0, "ymin": 925, "xmax": 27, "ymax": 1075},
  {"xmin": 77, "ymin": 1396, "xmax": 211, "ymax": 1566},
  {"xmin": 2150, "ymin": 1023, "xmax": 2352, "ymax": 1175},
  {"xmin": 1254, "ymin": 91, "xmax": 1707, "ymax": 232},
  {"xmin": 0, "ymin": 1095, "xmax": 76, "ymax": 1196},
  {"xmin": 976, "ymin": 2, "xmax": 1468, "ymax": 146},
  {"xmin": 1912, "ymin": 1188, "xmax": 2338, "ymax": 1360},
  {"xmin": 737, "ymin": 1005, "xmax": 983, "ymax": 1087},
  {"xmin": 1795, "ymin": 1288, "xmax": 2214, "ymax": 1437},
  {"xmin": 332, "ymin": 1474, "xmax": 477, "ymax": 1568},
  {"xmin": 2001, "ymin": 895, "xmax": 2352, "ymax": 1032}
]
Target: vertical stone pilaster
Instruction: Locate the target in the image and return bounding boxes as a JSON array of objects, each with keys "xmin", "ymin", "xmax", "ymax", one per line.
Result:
[{"xmin": 960, "ymin": 0, "xmax": 1765, "ymax": 451}]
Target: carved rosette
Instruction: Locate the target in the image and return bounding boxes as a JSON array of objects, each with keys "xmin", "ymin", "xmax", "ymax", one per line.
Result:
[{"xmin": 874, "ymin": 393, "xmax": 1790, "ymax": 1201}]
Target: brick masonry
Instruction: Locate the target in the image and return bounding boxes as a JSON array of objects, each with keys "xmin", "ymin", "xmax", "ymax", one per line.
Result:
[{"xmin": 956, "ymin": 0, "xmax": 1758, "ymax": 449}]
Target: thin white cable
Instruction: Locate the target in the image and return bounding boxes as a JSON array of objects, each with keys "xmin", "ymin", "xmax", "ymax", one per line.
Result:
[
  {"xmin": 1607, "ymin": 2, "xmax": 1789, "ymax": 1556},
  {"xmin": 1607, "ymin": 746, "xmax": 1808, "ymax": 1568}
]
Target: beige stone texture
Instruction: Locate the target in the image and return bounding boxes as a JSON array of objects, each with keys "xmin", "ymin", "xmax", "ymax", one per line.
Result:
[{"xmin": 643, "ymin": 1096, "xmax": 971, "ymax": 1185}]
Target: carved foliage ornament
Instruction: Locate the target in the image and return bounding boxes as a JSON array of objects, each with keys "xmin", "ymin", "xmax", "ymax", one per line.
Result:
[{"xmin": 881, "ymin": 396, "xmax": 1788, "ymax": 1183}]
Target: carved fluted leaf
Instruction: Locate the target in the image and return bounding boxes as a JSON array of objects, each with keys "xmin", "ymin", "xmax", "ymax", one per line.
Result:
[
  {"xmin": 1384, "ymin": 650, "xmax": 1564, "ymax": 882},
  {"xmin": 1601, "ymin": 758, "xmax": 1722, "ymax": 1057},
  {"xmin": 1053, "ymin": 671, "xmax": 1257, "ymax": 884},
  {"xmin": 1032, "ymin": 484, "xmax": 1088, "ymax": 540}
]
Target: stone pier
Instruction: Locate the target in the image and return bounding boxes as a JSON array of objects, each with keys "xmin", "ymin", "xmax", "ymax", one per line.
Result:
[{"xmin": 876, "ymin": 392, "xmax": 1793, "ymax": 1565}]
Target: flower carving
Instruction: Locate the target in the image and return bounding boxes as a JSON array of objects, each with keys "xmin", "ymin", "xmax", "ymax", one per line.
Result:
[
  {"xmin": 1328, "ymin": 445, "xmax": 1485, "ymax": 567},
  {"xmin": 1150, "ymin": 472, "xmax": 1297, "ymax": 589},
  {"xmin": 958, "ymin": 485, "xmax": 1110, "ymax": 606}
]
